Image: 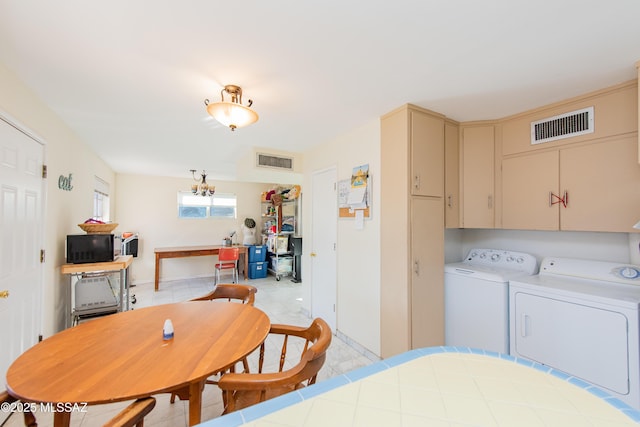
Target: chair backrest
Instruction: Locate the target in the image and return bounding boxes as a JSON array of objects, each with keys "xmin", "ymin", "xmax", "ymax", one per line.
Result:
[
  {"xmin": 102, "ymin": 397, "xmax": 156, "ymax": 427},
  {"xmin": 218, "ymin": 317, "xmax": 332, "ymax": 414},
  {"xmin": 218, "ymin": 247, "xmax": 239, "ymax": 262},
  {"xmin": 1, "ymin": 390, "xmax": 37, "ymax": 427},
  {"xmin": 191, "ymin": 284, "xmax": 257, "ymax": 305},
  {"xmin": 1, "ymin": 391, "xmax": 155, "ymax": 427}
]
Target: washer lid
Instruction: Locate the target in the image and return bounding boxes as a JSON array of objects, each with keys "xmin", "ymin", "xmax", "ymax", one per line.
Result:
[{"xmin": 445, "ymin": 263, "xmax": 536, "ymax": 282}]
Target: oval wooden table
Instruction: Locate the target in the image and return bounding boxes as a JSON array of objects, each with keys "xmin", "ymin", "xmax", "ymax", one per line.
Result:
[{"xmin": 5, "ymin": 301, "xmax": 270, "ymax": 427}]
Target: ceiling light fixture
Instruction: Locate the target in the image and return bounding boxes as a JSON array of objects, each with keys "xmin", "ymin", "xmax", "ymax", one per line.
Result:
[
  {"xmin": 190, "ymin": 169, "xmax": 215, "ymax": 196},
  {"xmin": 204, "ymin": 84, "xmax": 258, "ymax": 131}
]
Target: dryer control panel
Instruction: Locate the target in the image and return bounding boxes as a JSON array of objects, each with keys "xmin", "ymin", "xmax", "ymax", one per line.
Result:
[{"xmin": 540, "ymin": 257, "xmax": 640, "ymax": 285}]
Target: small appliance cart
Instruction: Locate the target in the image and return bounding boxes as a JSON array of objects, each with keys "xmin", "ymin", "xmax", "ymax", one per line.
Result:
[{"xmin": 60, "ymin": 255, "xmax": 133, "ymax": 326}]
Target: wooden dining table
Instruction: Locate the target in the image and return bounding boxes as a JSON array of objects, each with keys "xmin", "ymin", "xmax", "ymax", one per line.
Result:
[{"xmin": 5, "ymin": 301, "xmax": 270, "ymax": 427}]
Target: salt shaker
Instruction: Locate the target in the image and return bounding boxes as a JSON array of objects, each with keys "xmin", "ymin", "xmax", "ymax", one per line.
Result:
[{"xmin": 163, "ymin": 319, "xmax": 174, "ymax": 340}]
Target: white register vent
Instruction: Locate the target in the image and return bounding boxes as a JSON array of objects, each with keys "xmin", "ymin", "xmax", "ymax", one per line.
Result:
[{"xmin": 531, "ymin": 106, "xmax": 594, "ymax": 145}]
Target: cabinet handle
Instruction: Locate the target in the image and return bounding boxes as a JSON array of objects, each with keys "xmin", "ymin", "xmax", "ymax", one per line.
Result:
[
  {"xmin": 414, "ymin": 260, "xmax": 419, "ymax": 275},
  {"xmin": 487, "ymin": 195, "xmax": 493, "ymax": 209},
  {"xmin": 549, "ymin": 191, "xmax": 554, "ymax": 207},
  {"xmin": 563, "ymin": 191, "xmax": 569, "ymax": 208},
  {"xmin": 447, "ymin": 194, "xmax": 453, "ymax": 208},
  {"xmin": 414, "ymin": 175, "xmax": 420, "ymax": 190}
]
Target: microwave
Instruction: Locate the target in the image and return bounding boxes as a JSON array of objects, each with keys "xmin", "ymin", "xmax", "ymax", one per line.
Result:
[{"xmin": 66, "ymin": 234, "xmax": 114, "ymax": 264}]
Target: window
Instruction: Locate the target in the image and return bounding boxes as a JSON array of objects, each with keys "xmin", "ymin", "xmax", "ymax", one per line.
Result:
[
  {"xmin": 177, "ymin": 192, "xmax": 237, "ymax": 219},
  {"xmin": 93, "ymin": 176, "xmax": 110, "ymax": 222}
]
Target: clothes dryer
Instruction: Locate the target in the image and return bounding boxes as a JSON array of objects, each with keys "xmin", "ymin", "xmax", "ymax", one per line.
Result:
[
  {"xmin": 510, "ymin": 257, "xmax": 640, "ymax": 409},
  {"xmin": 445, "ymin": 248, "xmax": 537, "ymax": 353}
]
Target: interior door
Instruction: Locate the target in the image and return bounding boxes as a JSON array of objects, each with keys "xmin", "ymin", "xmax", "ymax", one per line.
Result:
[
  {"xmin": 310, "ymin": 167, "xmax": 337, "ymax": 332},
  {"xmin": 0, "ymin": 117, "xmax": 45, "ymax": 383}
]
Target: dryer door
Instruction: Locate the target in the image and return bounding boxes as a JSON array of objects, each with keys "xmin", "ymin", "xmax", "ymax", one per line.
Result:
[{"xmin": 511, "ymin": 291, "xmax": 629, "ymax": 395}]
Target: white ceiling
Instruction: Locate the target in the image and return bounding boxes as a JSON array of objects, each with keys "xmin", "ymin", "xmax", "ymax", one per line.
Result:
[{"xmin": 1, "ymin": 1, "xmax": 639, "ymax": 181}]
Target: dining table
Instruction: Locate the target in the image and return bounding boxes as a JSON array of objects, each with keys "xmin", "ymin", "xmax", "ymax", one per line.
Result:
[{"xmin": 5, "ymin": 301, "xmax": 270, "ymax": 427}]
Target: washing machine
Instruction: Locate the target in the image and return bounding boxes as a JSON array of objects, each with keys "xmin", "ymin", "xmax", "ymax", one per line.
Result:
[
  {"xmin": 445, "ymin": 248, "xmax": 537, "ymax": 354},
  {"xmin": 510, "ymin": 257, "xmax": 640, "ymax": 410}
]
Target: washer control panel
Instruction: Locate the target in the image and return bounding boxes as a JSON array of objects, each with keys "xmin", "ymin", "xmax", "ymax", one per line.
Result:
[{"xmin": 464, "ymin": 248, "xmax": 538, "ymax": 274}]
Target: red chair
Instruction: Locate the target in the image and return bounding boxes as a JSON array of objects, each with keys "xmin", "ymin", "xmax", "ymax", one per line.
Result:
[{"xmin": 215, "ymin": 247, "xmax": 239, "ymax": 284}]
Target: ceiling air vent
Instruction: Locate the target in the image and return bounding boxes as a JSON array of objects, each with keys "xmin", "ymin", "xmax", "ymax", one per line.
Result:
[
  {"xmin": 531, "ymin": 106, "xmax": 594, "ymax": 145},
  {"xmin": 256, "ymin": 153, "xmax": 294, "ymax": 171}
]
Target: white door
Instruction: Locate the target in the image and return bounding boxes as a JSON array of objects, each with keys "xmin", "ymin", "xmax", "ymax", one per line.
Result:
[
  {"xmin": 310, "ymin": 167, "xmax": 337, "ymax": 331},
  {"xmin": 0, "ymin": 117, "xmax": 45, "ymax": 382}
]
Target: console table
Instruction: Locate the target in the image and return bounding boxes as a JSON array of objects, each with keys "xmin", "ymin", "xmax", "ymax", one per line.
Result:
[{"xmin": 154, "ymin": 245, "xmax": 248, "ymax": 291}]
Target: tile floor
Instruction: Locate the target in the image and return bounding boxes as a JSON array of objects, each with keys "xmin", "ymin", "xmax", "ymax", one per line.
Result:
[{"xmin": 4, "ymin": 275, "xmax": 375, "ymax": 427}]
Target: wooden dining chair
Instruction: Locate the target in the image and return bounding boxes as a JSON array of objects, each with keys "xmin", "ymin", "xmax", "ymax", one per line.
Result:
[
  {"xmin": 215, "ymin": 247, "xmax": 240, "ymax": 284},
  {"xmin": 191, "ymin": 283, "xmax": 257, "ymax": 305},
  {"xmin": 1, "ymin": 390, "xmax": 37, "ymax": 427},
  {"xmin": 169, "ymin": 284, "xmax": 259, "ymax": 404},
  {"xmin": 102, "ymin": 397, "xmax": 156, "ymax": 427},
  {"xmin": 1, "ymin": 391, "xmax": 155, "ymax": 427},
  {"xmin": 217, "ymin": 317, "xmax": 332, "ymax": 414}
]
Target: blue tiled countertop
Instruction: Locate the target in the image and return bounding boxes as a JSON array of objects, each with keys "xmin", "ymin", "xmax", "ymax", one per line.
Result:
[{"xmin": 200, "ymin": 346, "xmax": 640, "ymax": 426}]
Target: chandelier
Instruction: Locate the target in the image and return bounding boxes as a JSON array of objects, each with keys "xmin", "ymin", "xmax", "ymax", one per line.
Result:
[
  {"xmin": 190, "ymin": 169, "xmax": 215, "ymax": 196},
  {"xmin": 204, "ymin": 84, "xmax": 259, "ymax": 131}
]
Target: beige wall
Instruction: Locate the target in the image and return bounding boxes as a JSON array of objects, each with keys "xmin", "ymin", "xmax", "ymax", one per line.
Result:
[
  {"xmin": 0, "ymin": 63, "xmax": 116, "ymax": 336},
  {"xmin": 115, "ymin": 174, "xmax": 271, "ymax": 284},
  {"xmin": 302, "ymin": 119, "xmax": 381, "ymax": 356}
]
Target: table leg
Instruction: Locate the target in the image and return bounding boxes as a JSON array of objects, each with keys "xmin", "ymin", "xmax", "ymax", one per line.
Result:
[
  {"xmin": 155, "ymin": 253, "xmax": 160, "ymax": 291},
  {"xmin": 243, "ymin": 252, "xmax": 248, "ymax": 280},
  {"xmin": 53, "ymin": 410, "xmax": 71, "ymax": 427},
  {"xmin": 188, "ymin": 380, "xmax": 204, "ymax": 426}
]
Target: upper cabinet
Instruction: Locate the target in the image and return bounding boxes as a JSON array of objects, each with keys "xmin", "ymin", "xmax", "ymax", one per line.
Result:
[
  {"xmin": 461, "ymin": 125, "xmax": 495, "ymax": 228},
  {"xmin": 444, "ymin": 120, "xmax": 460, "ymax": 228},
  {"xmin": 637, "ymin": 60, "xmax": 640, "ymax": 164},
  {"xmin": 502, "ymin": 135, "xmax": 640, "ymax": 232},
  {"xmin": 499, "ymin": 80, "xmax": 639, "ymax": 233},
  {"xmin": 411, "ymin": 109, "xmax": 445, "ymax": 197}
]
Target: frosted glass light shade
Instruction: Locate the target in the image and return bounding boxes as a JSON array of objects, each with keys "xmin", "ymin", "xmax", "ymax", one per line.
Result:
[{"xmin": 206, "ymin": 101, "xmax": 259, "ymax": 131}]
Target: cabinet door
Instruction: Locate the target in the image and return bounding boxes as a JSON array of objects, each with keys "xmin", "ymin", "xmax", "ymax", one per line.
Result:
[
  {"xmin": 561, "ymin": 136, "xmax": 640, "ymax": 232},
  {"xmin": 411, "ymin": 111, "xmax": 444, "ymax": 197},
  {"xmin": 410, "ymin": 197, "xmax": 444, "ymax": 348},
  {"xmin": 462, "ymin": 126, "xmax": 495, "ymax": 228},
  {"xmin": 444, "ymin": 121, "xmax": 460, "ymax": 228},
  {"xmin": 502, "ymin": 151, "xmax": 560, "ymax": 230}
]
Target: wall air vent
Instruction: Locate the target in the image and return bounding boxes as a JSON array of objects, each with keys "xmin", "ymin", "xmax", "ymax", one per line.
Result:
[
  {"xmin": 256, "ymin": 153, "xmax": 294, "ymax": 171},
  {"xmin": 531, "ymin": 106, "xmax": 594, "ymax": 145}
]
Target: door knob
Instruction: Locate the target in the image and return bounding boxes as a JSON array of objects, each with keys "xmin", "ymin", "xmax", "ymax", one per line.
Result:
[
  {"xmin": 0, "ymin": 290, "xmax": 8, "ymax": 299},
  {"xmin": 310, "ymin": 252, "xmax": 317, "ymax": 257}
]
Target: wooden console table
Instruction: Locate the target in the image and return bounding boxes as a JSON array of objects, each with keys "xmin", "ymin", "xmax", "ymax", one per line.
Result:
[{"xmin": 154, "ymin": 245, "xmax": 248, "ymax": 291}]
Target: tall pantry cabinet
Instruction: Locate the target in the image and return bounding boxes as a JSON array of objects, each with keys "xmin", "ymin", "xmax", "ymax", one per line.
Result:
[{"xmin": 380, "ymin": 104, "xmax": 445, "ymax": 358}]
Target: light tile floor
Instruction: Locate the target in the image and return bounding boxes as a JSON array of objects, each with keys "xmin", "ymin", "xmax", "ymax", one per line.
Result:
[{"xmin": 4, "ymin": 275, "xmax": 375, "ymax": 427}]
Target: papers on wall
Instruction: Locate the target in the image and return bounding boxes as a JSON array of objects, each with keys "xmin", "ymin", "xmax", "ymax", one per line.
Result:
[{"xmin": 338, "ymin": 164, "xmax": 371, "ymax": 220}]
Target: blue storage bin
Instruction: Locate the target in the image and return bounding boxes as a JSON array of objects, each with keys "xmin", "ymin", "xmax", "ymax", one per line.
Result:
[
  {"xmin": 248, "ymin": 245, "xmax": 267, "ymax": 263},
  {"xmin": 249, "ymin": 261, "xmax": 268, "ymax": 279}
]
